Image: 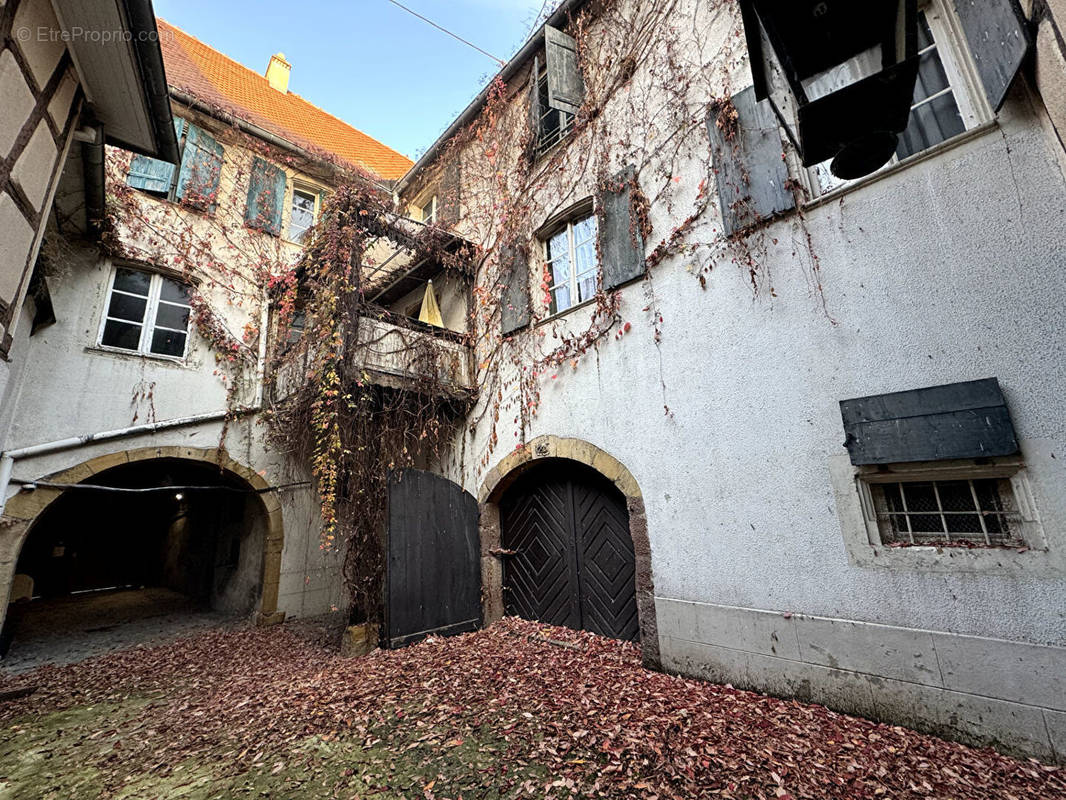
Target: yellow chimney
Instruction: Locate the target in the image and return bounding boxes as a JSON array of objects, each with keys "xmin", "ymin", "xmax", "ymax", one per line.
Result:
[{"xmin": 265, "ymin": 52, "xmax": 291, "ymax": 93}]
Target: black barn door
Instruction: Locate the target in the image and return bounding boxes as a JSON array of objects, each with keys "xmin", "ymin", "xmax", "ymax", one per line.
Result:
[
  {"xmin": 385, "ymin": 469, "xmax": 481, "ymax": 648},
  {"xmin": 501, "ymin": 461, "xmax": 639, "ymax": 641}
]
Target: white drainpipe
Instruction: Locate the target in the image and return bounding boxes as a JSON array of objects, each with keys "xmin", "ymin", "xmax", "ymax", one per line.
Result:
[{"xmin": 0, "ymin": 299, "xmax": 272, "ymax": 517}]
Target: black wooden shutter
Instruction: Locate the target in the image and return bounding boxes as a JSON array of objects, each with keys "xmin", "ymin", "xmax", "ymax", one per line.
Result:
[
  {"xmin": 953, "ymin": 0, "xmax": 1032, "ymax": 112},
  {"xmin": 840, "ymin": 378, "xmax": 1021, "ymax": 465},
  {"xmin": 500, "ymin": 242, "xmax": 531, "ymax": 335},
  {"xmin": 245, "ymin": 157, "xmax": 286, "ymax": 236},
  {"xmin": 599, "ymin": 165, "xmax": 646, "ymax": 289},
  {"xmin": 707, "ymin": 86, "xmax": 795, "ymax": 237},
  {"xmin": 545, "ymin": 24, "xmax": 584, "ymax": 114},
  {"xmin": 385, "ymin": 469, "xmax": 481, "ymax": 649}
]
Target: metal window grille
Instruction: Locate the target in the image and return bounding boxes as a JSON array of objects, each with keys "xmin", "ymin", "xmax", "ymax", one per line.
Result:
[
  {"xmin": 535, "ymin": 69, "xmax": 575, "ymax": 157},
  {"xmin": 871, "ymin": 478, "xmax": 1023, "ymax": 548}
]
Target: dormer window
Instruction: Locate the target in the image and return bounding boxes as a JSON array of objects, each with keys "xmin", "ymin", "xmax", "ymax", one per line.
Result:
[{"xmin": 529, "ymin": 25, "xmax": 585, "ymax": 157}]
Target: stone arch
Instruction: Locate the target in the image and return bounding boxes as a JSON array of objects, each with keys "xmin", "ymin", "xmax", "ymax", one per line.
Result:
[
  {"xmin": 478, "ymin": 436, "xmax": 659, "ymax": 668},
  {"xmin": 0, "ymin": 446, "xmax": 284, "ymax": 629}
]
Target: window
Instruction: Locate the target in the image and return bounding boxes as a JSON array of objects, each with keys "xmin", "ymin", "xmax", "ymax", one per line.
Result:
[
  {"xmin": 288, "ymin": 187, "xmax": 318, "ymax": 243},
  {"xmin": 534, "ymin": 66, "xmax": 575, "ymax": 156},
  {"xmin": 543, "ymin": 213, "xmax": 597, "ymax": 315},
  {"xmin": 99, "ymin": 268, "xmax": 192, "ymax": 358},
  {"xmin": 420, "ymin": 196, "xmax": 437, "ymax": 225},
  {"xmin": 809, "ymin": 1, "xmax": 987, "ymax": 196},
  {"xmin": 529, "ymin": 25, "xmax": 584, "ymax": 158},
  {"xmin": 127, "ymin": 118, "xmax": 225, "ymax": 212},
  {"xmin": 869, "ymin": 478, "xmax": 1023, "ymax": 548}
]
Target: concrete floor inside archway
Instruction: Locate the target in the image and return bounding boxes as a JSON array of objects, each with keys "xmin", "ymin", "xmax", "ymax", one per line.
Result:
[{"xmin": 0, "ymin": 587, "xmax": 240, "ymax": 674}]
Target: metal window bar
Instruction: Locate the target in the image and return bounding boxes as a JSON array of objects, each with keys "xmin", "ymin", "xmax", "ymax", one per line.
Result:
[{"xmin": 876, "ymin": 479, "xmax": 1020, "ymax": 546}]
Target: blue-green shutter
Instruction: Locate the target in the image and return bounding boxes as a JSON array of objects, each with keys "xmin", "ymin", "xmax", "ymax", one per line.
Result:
[
  {"xmin": 127, "ymin": 117, "xmax": 185, "ymax": 193},
  {"xmin": 245, "ymin": 157, "xmax": 286, "ymax": 236},
  {"xmin": 176, "ymin": 124, "xmax": 225, "ymax": 211}
]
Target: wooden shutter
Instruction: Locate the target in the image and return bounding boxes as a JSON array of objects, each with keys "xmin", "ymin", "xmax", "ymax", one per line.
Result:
[
  {"xmin": 127, "ymin": 117, "xmax": 184, "ymax": 193},
  {"xmin": 545, "ymin": 24, "xmax": 584, "ymax": 114},
  {"xmin": 245, "ymin": 157, "xmax": 286, "ymax": 236},
  {"xmin": 500, "ymin": 242, "xmax": 531, "ymax": 335},
  {"xmin": 953, "ymin": 0, "xmax": 1032, "ymax": 111},
  {"xmin": 176, "ymin": 124, "xmax": 225, "ymax": 211},
  {"xmin": 599, "ymin": 165, "xmax": 646, "ymax": 289},
  {"xmin": 707, "ymin": 86, "xmax": 795, "ymax": 237},
  {"xmin": 840, "ymin": 378, "xmax": 1020, "ymax": 465}
]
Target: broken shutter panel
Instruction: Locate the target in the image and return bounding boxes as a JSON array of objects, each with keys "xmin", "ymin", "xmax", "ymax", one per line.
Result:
[
  {"xmin": 127, "ymin": 117, "xmax": 184, "ymax": 193},
  {"xmin": 953, "ymin": 0, "xmax": 1032, "ymax": 112},
  {"xmin": 599, "ymin": 165, "xmax": 646, "ymax": 289},
  {"xmin": 707, "ymin": 86, "xmax": 795, "ymax": 237},
  {"xmin": 545, "ymin": 24, "xmax": 584, "ymax": 114},
  {"xmin": 176, "ymin": 124, "xmax": 225, "ymax": 211},
  {"xmin": 245, "ymin": 157, "xmax": 286, "ymax": 236},
  {"xmin": 500, "ymin": 242, "xmax": 531, "ymax": 335},
  {"xmin": 839, "ymin": 378, "xmax": 1021, "ymax": 466}
]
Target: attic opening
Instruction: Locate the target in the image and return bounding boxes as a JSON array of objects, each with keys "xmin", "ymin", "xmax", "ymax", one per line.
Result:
[{"xmin": 1, "ymin": 459, "xmax": 267, "ymax": 664}]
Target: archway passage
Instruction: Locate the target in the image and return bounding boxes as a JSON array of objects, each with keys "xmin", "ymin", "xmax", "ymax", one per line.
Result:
[
  {"xmin": 3, "ymin": 458, "xmax": 267, "ymax": 665},
  {"xmin": 501, "ymin": 459, "xmax": 639, "ymax": 641}
]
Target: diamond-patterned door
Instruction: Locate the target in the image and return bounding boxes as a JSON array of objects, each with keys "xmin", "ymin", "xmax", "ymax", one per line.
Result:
[{"xmin": 500, "ymin": 461, "xmax": 639, "ymax": 641}]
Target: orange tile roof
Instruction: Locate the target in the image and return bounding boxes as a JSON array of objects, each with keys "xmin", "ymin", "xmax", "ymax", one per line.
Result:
[{"xmin": 157, "ymin": 20, "xmax": 413, "ymax": 181}]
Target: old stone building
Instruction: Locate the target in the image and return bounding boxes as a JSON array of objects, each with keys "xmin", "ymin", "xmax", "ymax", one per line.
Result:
[
  {"xmin": 0, "ymin": 17, "xmax": 416, "ymax": 644},
  {"xmin": 390, "ymin": 0, "xmax": 1066, "ymax": 762},
  {"xmin": 2, "ymin": 0, "xmax": 1066, "ymax": 768}
]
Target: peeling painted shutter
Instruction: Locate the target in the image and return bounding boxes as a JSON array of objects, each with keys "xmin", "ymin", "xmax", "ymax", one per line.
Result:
[
  {"xmin": 840, "ymin": 378, "xmax": 1021, "ymax": 465},
  {"xmin": 545, "ymin": 25, "xmax": 584, "ymax": 114},
  {"xmin": 127, "ymin": 117, "xmax": 184, "ymax": 193},
  {"xmin": 528, "ymin": 55, "xmax": 543, "ymax": 151},
  {"xmin": 707, "ymin": 87, "xmax": 795, "ymax": 237},
  {"xmin": 599, "ymin": 165, "xmax": 646, "ymax": 289},
  {"xmin": 245, "ymin": 157, "xmax": 286, "ymax": 236},
  {"xmin": 953, "ymin": 0, "xmax": 1032, "ymax": 111},
  {"xmin": 176, "ymin": 124, "xmax": 225, "ymax": 211},
  {"xmin": 500, "ymin": 242, "xmax": 531, "ymax": 336}
]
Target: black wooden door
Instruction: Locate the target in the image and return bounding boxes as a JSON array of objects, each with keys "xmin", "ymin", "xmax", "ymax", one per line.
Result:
[
  {"xmin": 501, "ymin": 462, "xmax": 639, "ymax": 641},
  {"xmin": 385, "ymin": 469, "xmax": 481, "ymax": 649}
]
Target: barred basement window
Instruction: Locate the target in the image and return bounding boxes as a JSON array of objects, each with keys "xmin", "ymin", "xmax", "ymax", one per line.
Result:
[
  {"xmin": 98, "ymin": 267, "xmax": 192, "ymax": 359},
  {"xmin": 869, "ymin": 478, "xmax": 1024, "ymax": 548}
]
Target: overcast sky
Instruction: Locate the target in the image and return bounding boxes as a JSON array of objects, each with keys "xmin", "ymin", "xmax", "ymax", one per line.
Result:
[{"xmin": 152, "ymin": 0, "xmax": 549, "ymax": 159}]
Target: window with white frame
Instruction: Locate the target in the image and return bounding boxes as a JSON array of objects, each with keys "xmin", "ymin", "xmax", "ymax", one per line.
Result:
[
  {"xmin": 543, "ymin": 212, "xmax": 597, "ymax": 315},
  {"xmin": 420, "ymin": 196, "xmax": 438, "ymax": 225},
  {"xmin": 288, "ymin": 187, "xmax": 318, "ymax": 243},
  {"xmin": 809, "ymin": 0, "xmax": 988, "ymax": 196},
  {"xmin": 99, "ymin": 267, "xmax": 192, "ymax": 358},
  {"xmin": 867, "ymin": 476, "xmax": 1024, "ymax": 548}
]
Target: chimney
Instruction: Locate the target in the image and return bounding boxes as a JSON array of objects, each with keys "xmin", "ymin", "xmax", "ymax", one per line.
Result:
[{"xmin": 265, "ymin": 52, "xmax": 291, "ymax": 93}]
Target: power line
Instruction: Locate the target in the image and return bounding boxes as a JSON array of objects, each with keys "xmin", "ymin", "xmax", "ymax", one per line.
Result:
[{"xmin": 386, "ymin": 0, "xmax": 506, "ymax": 66}]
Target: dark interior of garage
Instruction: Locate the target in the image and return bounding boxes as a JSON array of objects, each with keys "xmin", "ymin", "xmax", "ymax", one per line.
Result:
[{"xmin": 2, "ymin": 458, "xmax": 265, "ymax": 662}]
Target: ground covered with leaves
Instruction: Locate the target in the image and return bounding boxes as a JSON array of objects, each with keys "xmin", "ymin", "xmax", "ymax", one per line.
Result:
[{"xmin": 0, "ymin": 618, "xmax": 1061, "ymax": 799}]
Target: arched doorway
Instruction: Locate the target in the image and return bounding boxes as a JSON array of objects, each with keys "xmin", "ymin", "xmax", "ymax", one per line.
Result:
[
  {"xmin": 478, "ymin": 436, "xmax": 659, "ymax": 666},
  {"xmin": 501, "ymin": 459, "xmax": 639, "ymax": 641},
  {"xmin": 0, "ymin": 447, "xmax": 285, "ymax": 662}
]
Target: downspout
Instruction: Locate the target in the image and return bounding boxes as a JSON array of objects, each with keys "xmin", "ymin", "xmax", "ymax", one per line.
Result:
[
  {"xmin": 0, "ymin": 299, "xmax": 272, "ymax": 517},
  {"xmin": 77, "ymin": 125, "xmax": 105, "ymax": 237}
]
